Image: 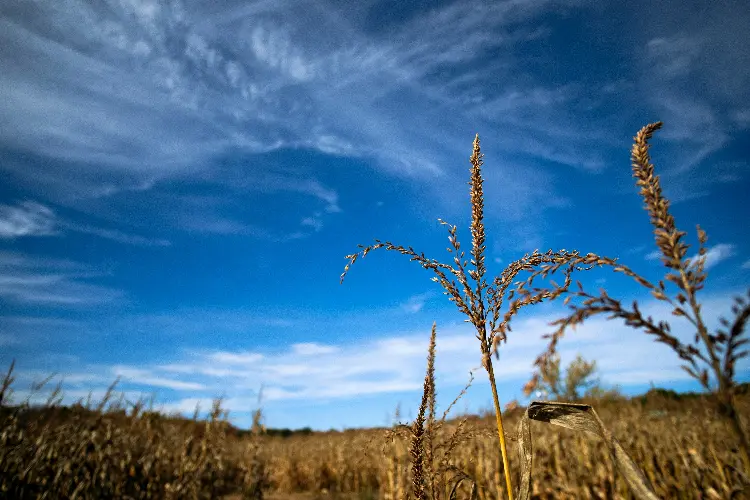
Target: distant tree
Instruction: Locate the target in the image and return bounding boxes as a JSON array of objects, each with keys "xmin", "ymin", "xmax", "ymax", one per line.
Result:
[{"xmin": 531, "ymin": 352, "xmax": 618, "ymax": 402}]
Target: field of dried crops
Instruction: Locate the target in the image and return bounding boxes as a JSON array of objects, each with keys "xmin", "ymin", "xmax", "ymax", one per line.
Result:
[
  {"xmin": 254, "ymin": 391, "xmax": 750, "ymax": 499},
  {"xmin": 1, "ymin": 380, "xmax": 748, "ymax": 499}
]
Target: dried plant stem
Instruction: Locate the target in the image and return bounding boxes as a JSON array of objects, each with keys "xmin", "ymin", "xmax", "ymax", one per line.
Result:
[
  {"xmin": 410, "ymin": 323, "xmax": 436, "ymax": 500},
  {"xmin": 513, "ymin": 122, "xmax": 750, "ymax": 482},
  {"xmin": 485, "ymin": 358, "xmax": 514, "ymax": 499},
  {"xmin": 468, "ymin": 136, "xmax": 514, "ymax": 500},
  {"xmin": 633, "ymin": 122, "xmax": 750, "ymax": 478},
  {"xmin": 340, "ymin": 134, "xmax": 618, "ymax": 499}
]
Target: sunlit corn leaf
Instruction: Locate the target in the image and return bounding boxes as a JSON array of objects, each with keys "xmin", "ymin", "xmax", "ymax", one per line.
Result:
[{"xmin": 515, "ymin": 401, "xmax": 659, "ymax": 500}]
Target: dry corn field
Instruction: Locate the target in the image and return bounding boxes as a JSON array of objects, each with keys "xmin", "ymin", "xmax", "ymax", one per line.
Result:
[
  {"xmin": 260, "ymin": 391, "xmax": 750, "ymax": 499},
  {"xmin": 256, "ymin": 392, "xmax": 750, "ymax": 499},
  {"xmin": 3, "ymin": 123, "xmax": 749, "ymax": 499},
  {"xmin": 1, "ymin": 385, "xmax": 749, "ymax": 499}
]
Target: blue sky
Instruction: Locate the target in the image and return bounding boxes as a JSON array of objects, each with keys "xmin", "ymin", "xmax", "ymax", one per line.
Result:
[{"xmin": 1, "ymin": 0, "xmax": 749, "ymax": 431}]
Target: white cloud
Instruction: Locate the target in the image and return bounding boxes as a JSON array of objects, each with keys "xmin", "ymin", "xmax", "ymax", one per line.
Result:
[
  {"xmin": 648, "ymin": 95, "xmax": 728, "ymax": 175},
  {"xmin": 58, "ymin": 220, "xmax": 170, "ymax": 247},
  {"xmin": 112, "ymin": 366, "xmax": 206, "ymax": 391},
  {"xmin": 291, "ymin": 343, "xmax": 339, "ymax": 356},
  {"xmin": 646, "ymin": 35, "xmax": 703, "ymax": 79},
  {"xmin": 0, "ymin": 201, "xmax": 168, "ymax": 245},
  {"xmin": 0, "ymin": 202, "xmax": 57, "ymax": 239},
  {"xmin": 285, "ymin": 179, "xmax": 341, "ymax": 214},
  {"xmin": 646, "ymin": 244, "xmax": 735, "ymax": 270},
  {"xmin": 189, "ymin": 175, "xmax": 341, "ymax": 238},
  {"xmin": 742, "ymin": 259, "xmax": 750, "ymax": 270},
  {"xmin": 700, "ymin": 244, "xmax": 736, "ymax": 270},
  {"xmin": 636, "ymin": 10, "xmax": 749, "ymax": 183},
  {"xmin": 0, "ymin": 251, "xmax": 123, "ymax": 306},
  {"xmin": 645, "ymin": 250, "xmax": 662, "ymax": 261},
  {"xmin": 311, "ymin": 134, "xmax": 357, "ymax": 156},
  {"xmin": 207, "ymin": 352, "xmax": 264, "ymax": 365},
  {"xmin": 399, "ymin": 293, "xmax": 432, "ymax": 314},
  {"xmin": 157, "ymin": 397, "xmax": 218, "ymax": 416},
  {"xmin": 250, "ymin": 25, "xmax": 316, "ymax": 81},
  {"xmin": 301, "ymin": 216, "xmax": 324, "ymax": 232}
]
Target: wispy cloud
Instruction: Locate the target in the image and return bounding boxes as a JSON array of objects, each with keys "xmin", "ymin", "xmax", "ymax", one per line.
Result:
[
  {"xmin": 58, "ymin": 220, "xmax": 171, "ymax": 247},
  {"xmin": 647, "ymin": 94, "xmax": 728, "ymax": 175},
  {"xmin": 0, "ymin": 201, "xmax": 169, "ymax": 246},
  {"xmin": 83, "ymin": 308, "xmax": 298, "ymax": 340},
  {"xmin": 645, "ymin": 244, "xmax": 736, "ymax": 270},
  {"xmin": 290, "ymin": 343, "xmax": 340, "ymax": 356},
  {"xmin": 179, "ymin": 216, "xmax": 275, "ymax": 238},
  {"xmin": 626, "ymin": 245, "xmax": 647, "ymax": 256},
  {"xmin": 733, "ymin": 109, "xmax": 750, "ymax": 128},
  {"xmin": 646, "ymin": 35, "xmax": 704, "ymax": 80},
  {"xmin": 173, "ymin": 174, "xmax": 341, "ymax": 238},
  {"xmin": 0, "ymin": 251, "xmax": 123, "ymax": 306},
  {"xmin": 645, "ymin": 250, "xmax": 662, "ymax": 262},
  {"xmin": 638, "ymin": 15, "xmax": 749, "ymax": 180},
  {"xmin": 2, "ymin": 0, "xmax": 744, "ymax": 243},
  {"xmin": 206, "ymin": 352, "xmax": 264, "ymax": 365},
  {"xmin": 701, "ymin": 244, "xmax": 736, "ymax": 270},
  {"xmin": 300, "ymin": 215, "xmax": 324, "ymax": 232},
  {"xmin": 0, "ymin": 0, "xmax": 615, "ymax": 229},
  {"xmin": 399, "ymin": 292, "xmax": 433, "ymax": 314},
  {"xmin": 111, "ymin": 366, "xmax": 206, "ymax": 391},
  {"xmin": 0, "ymin": 202, "xmax": 57, "ymax": 239}
]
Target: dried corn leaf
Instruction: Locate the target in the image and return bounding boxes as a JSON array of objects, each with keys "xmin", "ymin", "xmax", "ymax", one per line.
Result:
[
  {"xmin": 448, "ymin": 469, "xmax": 479, "ymax": 500},
  {"xmin": 516, "ymin": 401, "xmax": 659, "ymax": 500}
]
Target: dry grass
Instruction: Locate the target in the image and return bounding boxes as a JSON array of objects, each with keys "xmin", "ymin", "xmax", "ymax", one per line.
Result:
[
  {"xmin": 1, "ymin": 122, "xmax": 748, "ymax": 498},
  {"xmin": 216, "ymin": 384, "xmax": 750, "ymax": 500},
  {"xmin": 217, "ymin": 390, "xmax": 750, "ymax": 499},
  {"xmin": 0, "ymin": 367, "xmax": 267, "ymax": 499}
]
